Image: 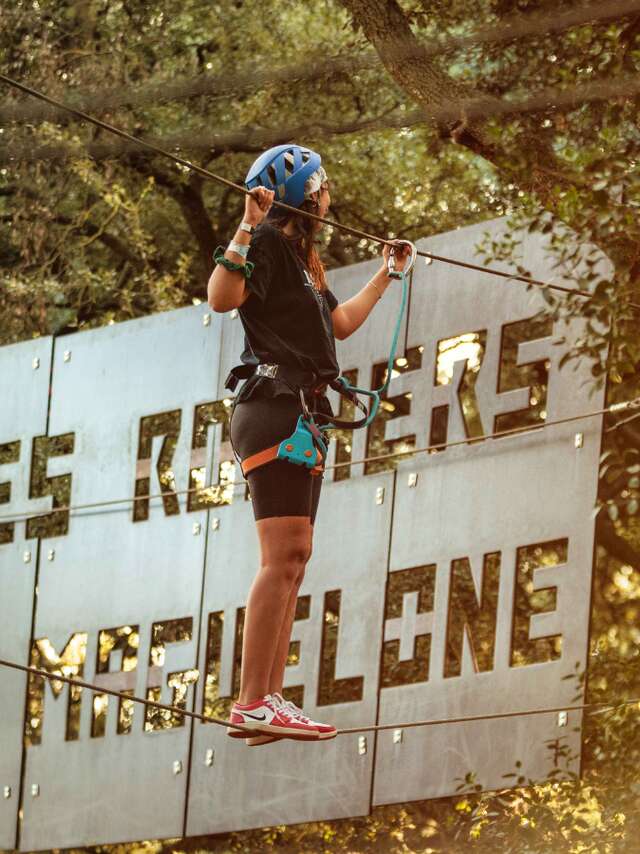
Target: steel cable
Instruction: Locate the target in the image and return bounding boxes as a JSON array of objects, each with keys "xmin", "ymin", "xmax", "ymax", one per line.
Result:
[
  {"xmin": 0, "ymin": 658, "xmax": 636, "ymax": 739},
  {"xmin": 2, "ymin": 73, "xmax": 640, "ymax": 312},
  {"xmin": 0, "ymin": 397, "xmax": 637, "ymax": 526}
]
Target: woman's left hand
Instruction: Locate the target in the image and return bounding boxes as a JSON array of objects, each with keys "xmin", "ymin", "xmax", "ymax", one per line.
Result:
[{"xmin": 382, "ymin": 240, "xmax": 412, "ymax": 277}]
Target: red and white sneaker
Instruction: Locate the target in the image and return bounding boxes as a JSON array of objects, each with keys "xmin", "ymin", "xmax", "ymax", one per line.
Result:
[
  {"xmin": 271, "ymin": 692, "xmax": 337, "ymax": 740},
  {"xmin": 246, "ymin": 733, "xmax": 279, "ymax": 746},
  {"xmin": 226, "ymin": 693, "xmax": 323, "ymax": 741}
]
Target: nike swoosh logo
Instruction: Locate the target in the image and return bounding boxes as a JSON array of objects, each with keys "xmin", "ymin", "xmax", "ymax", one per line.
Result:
[{"xmin": 242, "ymin": 711, "xmax": 267, "ymax": 721}]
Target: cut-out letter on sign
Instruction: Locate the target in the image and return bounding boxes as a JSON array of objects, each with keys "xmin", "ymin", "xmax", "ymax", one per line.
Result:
[
  {"xmin": 0, "ymin": 439, "xmax": 20, "ymax": 544},
  {"xmin": 202, "ymin": 606, "xmax": 247, "ymax": 720},
  {"xmin": 91, "ymin": 625, "xmax": 139, "ymax": 738},
  {"xmin": 202, "ymin": 610, "xmax": 226, "ymax": 720},
  {"xmin": 382, "ymin": 565, "xmax": 436, "ymax": 688},
  {"xmin": 188, "ymin": 400, "xmax": 236, "ymax": 511},
  {"xmin": 25, "ymin": 633, "xmax": 88, "ymax": 745},
  {"xmin": 133, "ymin": 410, "xmax": 181, "ymax": 522},
  {"xmin": 26, "ymin": 433, "xmax": 75, "ymax": 540},
  {"xmin": 444, "ymin": 552, "xmax": 500, "ymax": 678},
  {"xmin": 495, "ymin": 315, "xmax": 552, "ymax": 433},
  {"xmin": 431, "ymin": 331, "xmax": 487, "ymax": 448},
  {"xmin": 328, "ymin": 368, "xmax": 358, "ymax": 483},
  {"xmin": 144, "ymin": 617, "xmax": 195, "ymax": 731},
  {"xmin": 317, "ymin": 590, "xmax": 364, "ymax": 705},
  {"xmin": 282, "ymin": 594, "xmax": 311, "ymax": 708},
  {"xmin": 511, "ymin": 539, "xmax": 568, "ymax": 667},
  {"xmin": 366, "ymin": 348, "xmax": 422, "ymax": 475}
]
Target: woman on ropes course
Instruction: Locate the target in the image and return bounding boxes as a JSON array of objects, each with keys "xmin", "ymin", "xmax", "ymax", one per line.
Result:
[{"xmin": 207, "ymin": 144, "xmax": 411, "ymax": 746}]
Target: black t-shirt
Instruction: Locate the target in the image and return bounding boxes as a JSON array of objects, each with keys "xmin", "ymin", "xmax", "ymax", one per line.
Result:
[{"xmin": 234, "ymin": 221, "xmax": 340, "ymax": 413}]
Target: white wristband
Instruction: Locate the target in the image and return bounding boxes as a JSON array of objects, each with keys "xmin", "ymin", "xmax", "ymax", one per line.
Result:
[{"xmin": 228, "ymin": 240, "xmax": 250, "ymax": 258}]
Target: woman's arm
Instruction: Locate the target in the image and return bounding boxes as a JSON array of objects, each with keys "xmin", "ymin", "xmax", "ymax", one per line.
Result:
[
  {"xmin": 331, "ymin": 242, "xmax": 411, "ymax": 340},
  {"xmin": 207, "ymin": 187, "xmax": 274, "ymax": 312},
  {"xmin": 331, "ymin": 267, "xmax": 391, "ymax": 340}
]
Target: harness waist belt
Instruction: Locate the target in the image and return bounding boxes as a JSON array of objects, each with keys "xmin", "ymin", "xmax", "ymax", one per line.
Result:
[{"xmin": 225, "ymin": 362, "xmax": 330, "ymax": 395}]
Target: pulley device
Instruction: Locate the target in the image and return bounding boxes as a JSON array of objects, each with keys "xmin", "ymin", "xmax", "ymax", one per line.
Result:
[{"xmin": 225, "ymin": 241, "xmax": 418, "ymax": 478}]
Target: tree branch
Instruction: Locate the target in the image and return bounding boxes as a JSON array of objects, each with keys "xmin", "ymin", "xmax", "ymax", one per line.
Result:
[
  {"xmin": 124, "ymin": 154, "xmax": 215, "ymax": 277},
  {"xmin": 51, "ymin": 212, "xmax": 144, "ymax": 268},
  {"xmin": 178, "ymin": 174, "xmax": 216, "ymax": 274},
  {"xmin": 619, "ymin": 11, "xmax": 640, "ymax": 69},
  {"xmin": 338, "ymin": 0, "xmax": 640, "ymax": 268},
  {"xmin": 0, "ymin": 108, "xmax": 423, "ymax": 166},
  {"xmin": 3, "ymin": 0, "xmax": 637, "ymax": 122}
]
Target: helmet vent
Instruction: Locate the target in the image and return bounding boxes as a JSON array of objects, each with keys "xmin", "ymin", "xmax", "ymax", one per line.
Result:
[
  {"xmin": 283, "ymin": 150, "xmax": 295, "ymax": 178},
  {"xmin": 266, "ymin": 164, "xmax": 277, "ymax": 185},
  {"xmin": 301, "ymin": 150, "xmax": 310, "ymax": 164}
]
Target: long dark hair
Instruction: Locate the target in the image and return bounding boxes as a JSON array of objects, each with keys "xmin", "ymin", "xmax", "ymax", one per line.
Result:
[{"xmin": 267, "ymin": 199, "xmax": 327, "ymax": 292}]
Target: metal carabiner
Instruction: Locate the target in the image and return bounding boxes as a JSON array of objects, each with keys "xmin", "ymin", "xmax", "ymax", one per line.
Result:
[
  {"xmin": 299, "ymin": 387, "xmax": 312, "ymax": 421},
  {"xmin": 387, "ymin": 239, "xmax": 418, "ymax": 280}
]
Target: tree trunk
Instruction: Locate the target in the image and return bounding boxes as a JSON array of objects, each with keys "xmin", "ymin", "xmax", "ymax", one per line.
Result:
[
  {"xmin": 340, "ymin": 0, "xmax": 640, "ymax": 569},
  {"xmin": 338, "ymin": 0, "xmax": 638, "ymax": 255}
]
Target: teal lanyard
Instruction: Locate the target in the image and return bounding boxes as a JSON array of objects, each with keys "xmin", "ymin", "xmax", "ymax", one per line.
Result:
[
  {"xmin": 277, "ymin": 246, "xmax": 415, "ymax": 471},
  {"xmin": 319, "ymin": 241, "xmax": 416, "ymax": 434},
  {"xmin": 320, "ymin": 267, "xmax": 410, "ymax": 433}
]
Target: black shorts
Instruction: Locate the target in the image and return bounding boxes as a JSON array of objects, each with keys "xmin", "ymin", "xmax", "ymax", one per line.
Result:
[{"xmin": 230, "ymin": 394, "xmax": 327, "ymax": 523}]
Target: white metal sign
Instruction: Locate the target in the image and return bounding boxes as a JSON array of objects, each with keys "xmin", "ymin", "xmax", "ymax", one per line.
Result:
[{"xmin": 0, "ymin": 220, "xmax": 604, "ymax": 850}]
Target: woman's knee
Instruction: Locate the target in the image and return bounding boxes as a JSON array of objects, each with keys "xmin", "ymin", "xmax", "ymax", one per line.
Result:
[
  {"xmin": 261, "ymin": 540, "xmax": 310, "ymax": 584},
  {"xmin": 260, "ymin": 553, "xmax": 307, "ymax": 587},
  {"xmin": 292, "ymin": 537, "xmax": 312, "ymax": 586},
  {"xmin": 256, "ymin": 518, "xmax": 312, "ymax": 584}
]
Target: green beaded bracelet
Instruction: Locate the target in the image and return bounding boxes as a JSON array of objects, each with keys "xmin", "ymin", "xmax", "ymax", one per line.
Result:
[{"xmin": 213, "ymin": 245, "xmax": 254, "ymax": 278}]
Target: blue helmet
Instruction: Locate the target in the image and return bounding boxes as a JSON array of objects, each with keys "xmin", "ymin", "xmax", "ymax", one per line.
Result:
[{"xmin": 245, "ymin": 144, "xmax": 322, "ymax": 208}]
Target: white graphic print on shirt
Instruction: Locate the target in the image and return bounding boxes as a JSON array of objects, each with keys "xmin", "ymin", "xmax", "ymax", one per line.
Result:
[{"xmin": 302, "ymin": 268, "xmax": 324, "ymax": 307}]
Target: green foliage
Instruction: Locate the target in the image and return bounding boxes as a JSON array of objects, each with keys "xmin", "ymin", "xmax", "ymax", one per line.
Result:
[{"xmin": 0, "ymin": 0, "xmax": 499, "ymax": 343}]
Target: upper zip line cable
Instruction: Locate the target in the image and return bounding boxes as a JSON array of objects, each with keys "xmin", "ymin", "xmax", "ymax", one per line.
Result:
[
  {"xmin": 0, "ymin": 658, "xmax": 636, "ymax": 738},
  {"xmin": 2, "ymin": 74, "xmax": 639, "ymax": 312},
  {"xmin": 0, "ymin": 396, "xmax": 638, "ymax": 526}
]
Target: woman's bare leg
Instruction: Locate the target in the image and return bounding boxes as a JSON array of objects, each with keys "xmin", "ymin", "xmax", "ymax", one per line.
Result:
[
  {"xmin": 267, "ymin": 524, "xmax": 313, "ymax": 695},
  {"xmin": 237, "ymin": 515, "xmax": 312, "ymax": 705}
]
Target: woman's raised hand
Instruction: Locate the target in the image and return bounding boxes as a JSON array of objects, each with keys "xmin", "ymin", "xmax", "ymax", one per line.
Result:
[
  {"xmin": 244, "ymin": 186, "xmax": 275, "ymax": 226},
  {"xmin": 382, "ymin": 240, "xmax": 412, "ymax": 277}
]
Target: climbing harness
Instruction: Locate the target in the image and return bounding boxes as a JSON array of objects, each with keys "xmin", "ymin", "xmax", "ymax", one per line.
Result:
[{"xmin": 225, "ymin": 241, "xmax": 418, "ymax": 478}]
